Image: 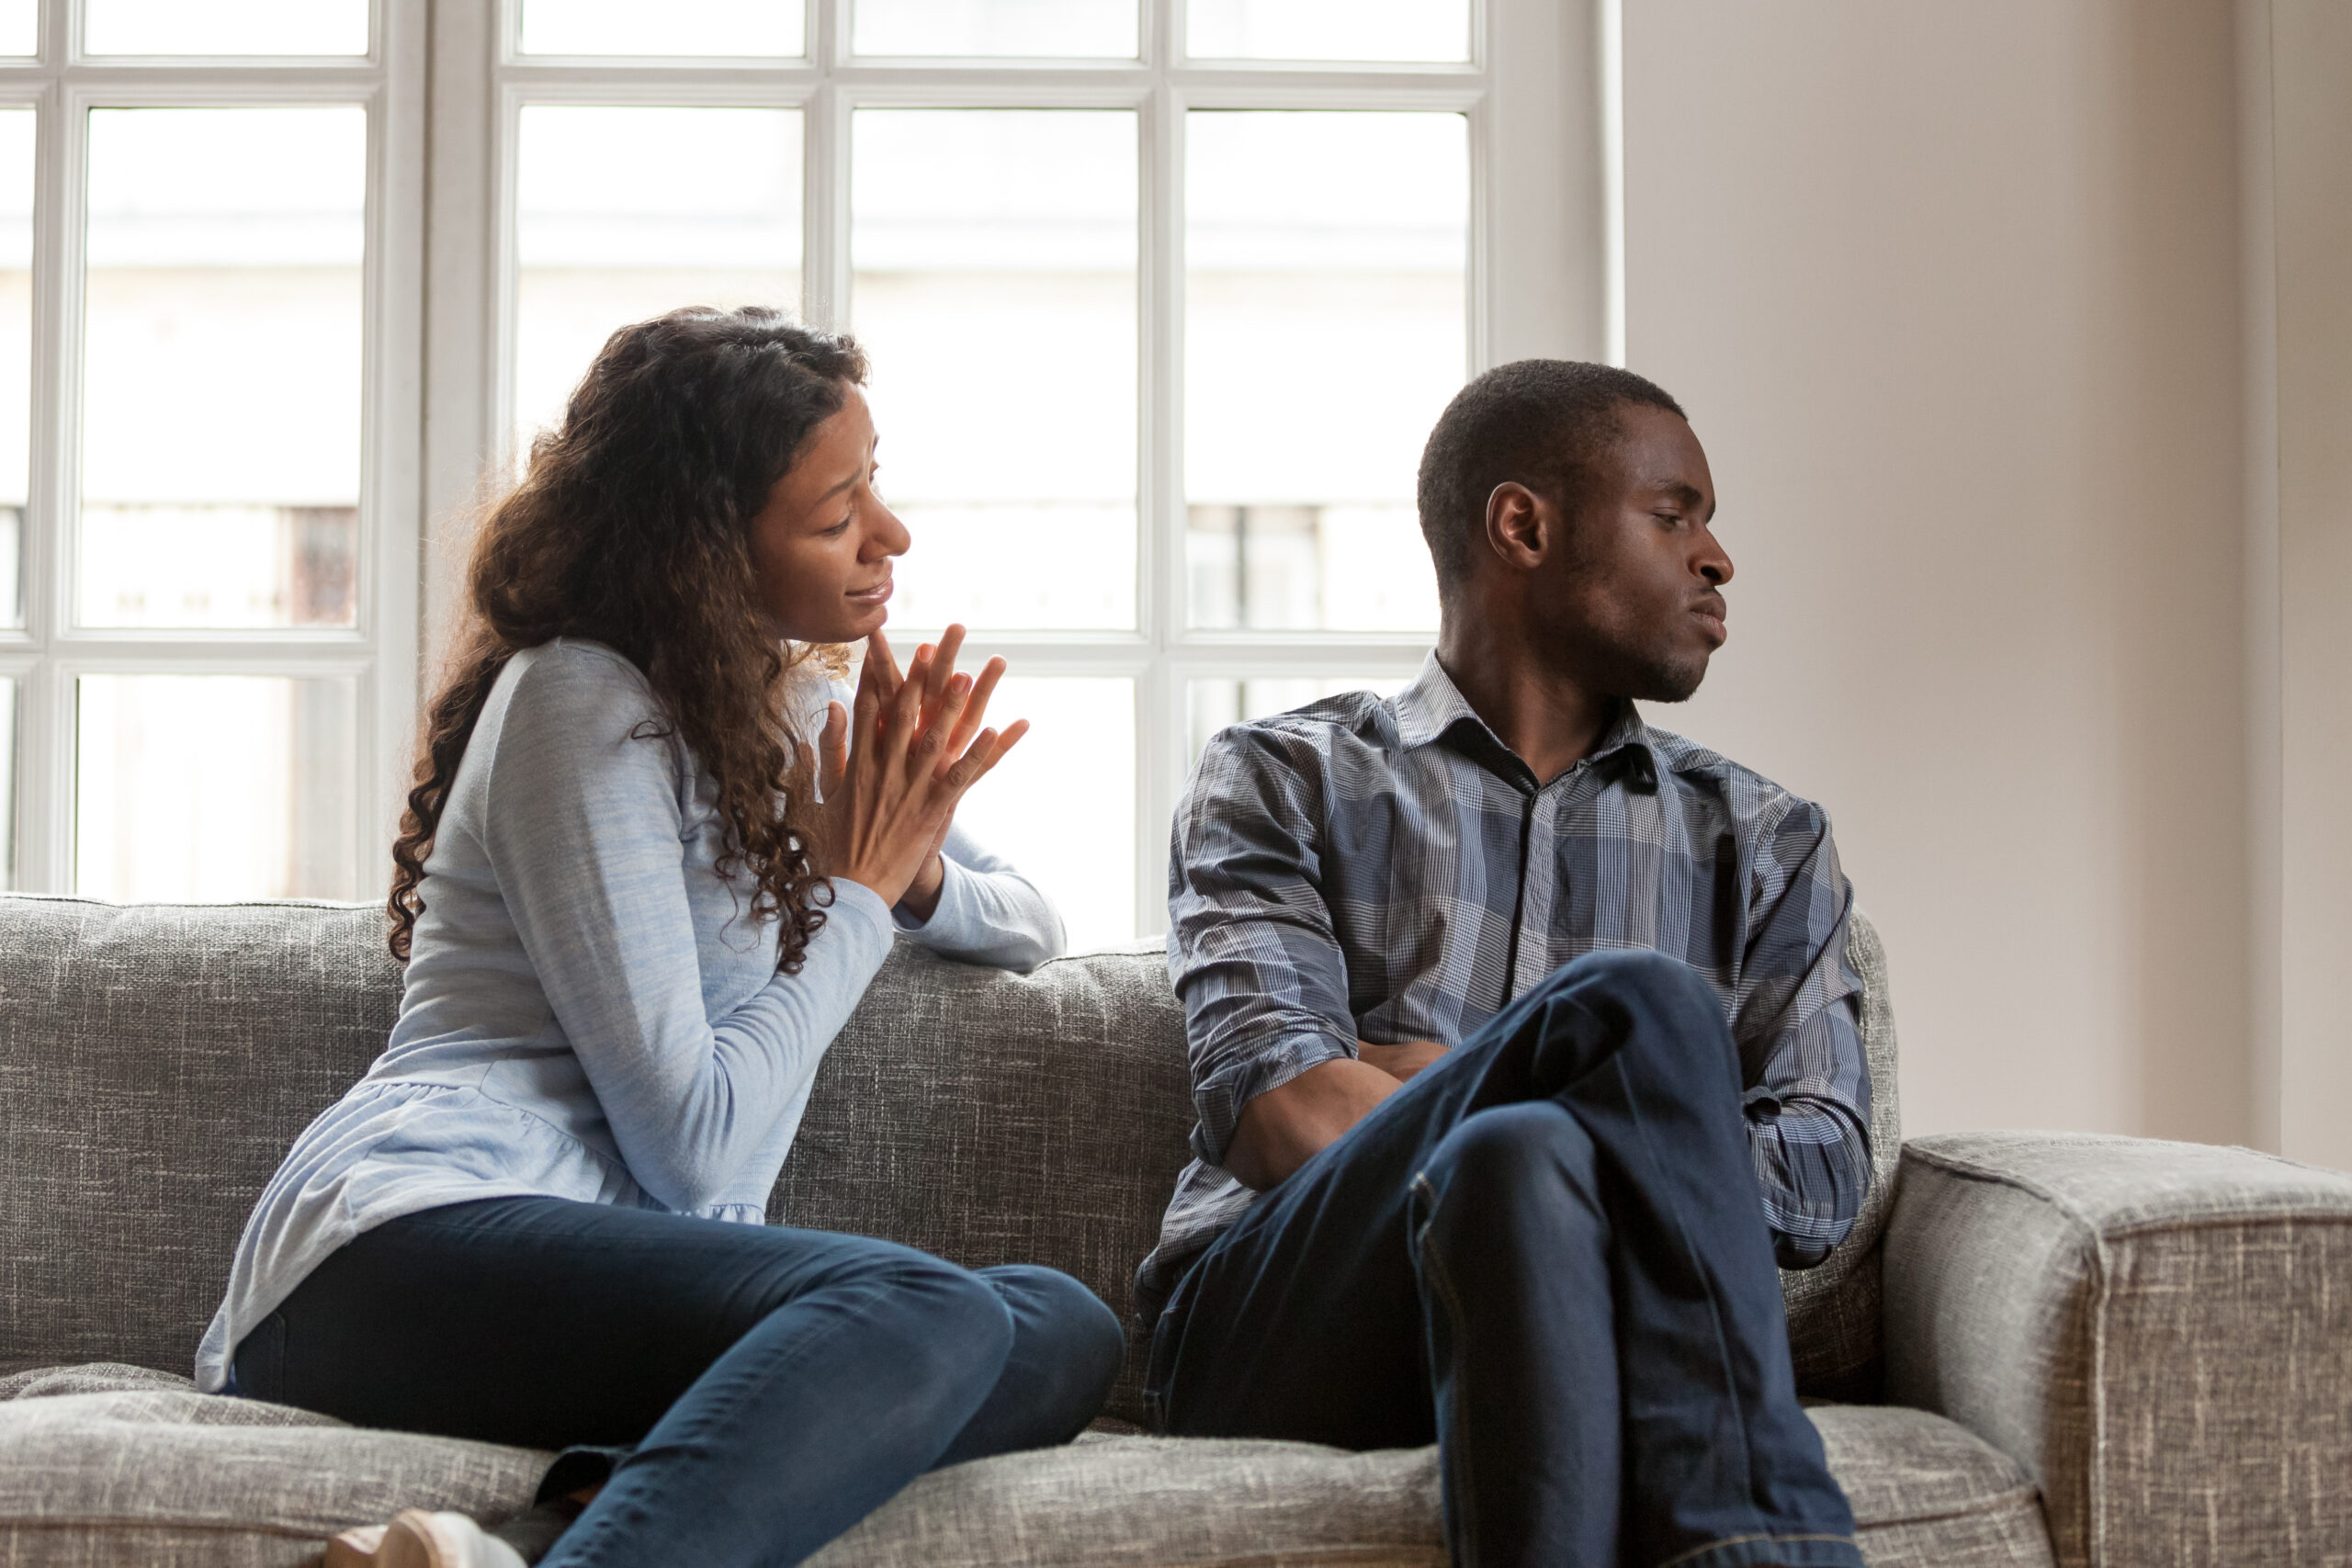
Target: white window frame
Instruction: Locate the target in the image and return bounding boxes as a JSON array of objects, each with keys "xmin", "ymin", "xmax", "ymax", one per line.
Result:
[
  {"xmin": 0, "ymin": 0, "xmax": 426, "ymax": 896},
  {"xmin": 425, "ymin": 0, "xmax": 1613, "ymax": 938}
]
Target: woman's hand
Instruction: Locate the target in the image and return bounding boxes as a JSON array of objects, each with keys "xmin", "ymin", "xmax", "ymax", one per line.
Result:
[{"xmin": 817, "ymin": 625, "xmax": 1023, "ymax": 910}]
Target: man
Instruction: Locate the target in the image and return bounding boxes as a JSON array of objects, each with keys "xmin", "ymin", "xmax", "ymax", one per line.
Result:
[{"xmin": 1141, "ymin": 361, "xmax": 1871, "ymax": 1568}]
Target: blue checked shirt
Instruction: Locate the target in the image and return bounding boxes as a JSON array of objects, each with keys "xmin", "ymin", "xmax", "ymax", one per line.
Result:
[{"xmin": 1139, "ymin": 652, "xmax": 1872, "ymax": 1316}]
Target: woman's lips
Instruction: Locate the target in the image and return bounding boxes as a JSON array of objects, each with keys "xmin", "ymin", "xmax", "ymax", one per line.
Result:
[{"xmin": 847, "ymin": 580, "xmax": 893, "ymax": 605}]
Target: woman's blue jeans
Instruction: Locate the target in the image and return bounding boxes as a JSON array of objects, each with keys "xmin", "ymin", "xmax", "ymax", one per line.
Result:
[
  {"xmin": 1145, "ymin": 949, "xmax": 1866, "ymax": 1568},
  {"xmin": 232, "ymin": 1198, "xmax": 1125, "ymax": 1567}
]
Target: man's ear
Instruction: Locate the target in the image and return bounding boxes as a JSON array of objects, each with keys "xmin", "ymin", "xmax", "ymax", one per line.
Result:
[{"xmin": 1483, "ymin": 480, "xmax": 1549, "ymax": 571}]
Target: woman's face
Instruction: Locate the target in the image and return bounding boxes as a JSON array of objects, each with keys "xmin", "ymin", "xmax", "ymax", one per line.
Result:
[{"xmin": 748, "ymin": 382, "xmax": 908, "ymax": 644}]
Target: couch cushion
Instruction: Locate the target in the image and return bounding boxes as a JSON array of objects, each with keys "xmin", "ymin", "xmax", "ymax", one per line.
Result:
[
  {"xmin": 0, "ymin": 895, "xmax": 1901, "ymax": 1419},
  {"xmin": 0, "ymin": 1364, "xmax": 548, "ymax": 1568},
  {"xmin": 0, "ymin": 1367, "xmax": 2044, "ymax": 1568},
  {"xmin": 0, "ymin": 897, "xmax": 407, "ymax": 1382}
]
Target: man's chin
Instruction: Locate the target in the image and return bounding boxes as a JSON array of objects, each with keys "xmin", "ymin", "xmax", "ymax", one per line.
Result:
[{"xmin": 1623, "ymin": 655, "xmax": 1708, "ymax": 705}]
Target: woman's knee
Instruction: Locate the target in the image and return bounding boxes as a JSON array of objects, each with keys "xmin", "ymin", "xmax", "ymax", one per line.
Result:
[
  {"xmin": 776, "ymin": 1243, "xmax": 1019, "ymax": 1391},
  {"xmin": 978, "ymin": 1266, "xmax": 1125, "ymax": 1404}
]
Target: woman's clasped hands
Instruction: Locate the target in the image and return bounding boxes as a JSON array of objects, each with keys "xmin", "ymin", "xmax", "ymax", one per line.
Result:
[{"xmin": 818, "ymin": 624, "xmax": 1024, "ymax": 915}]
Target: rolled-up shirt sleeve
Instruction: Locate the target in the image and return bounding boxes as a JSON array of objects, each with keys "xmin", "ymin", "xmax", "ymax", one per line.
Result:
[
  {"xmin": 1735, "ymin": 796, "xmax": 1874, "ymax": 1269},
  {"xmin": 1168, "ymin": 727, "xmax": 1359, "ymax": 1169}
]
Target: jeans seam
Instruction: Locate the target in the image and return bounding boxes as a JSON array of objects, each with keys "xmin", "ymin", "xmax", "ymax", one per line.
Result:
[{"xmin": 1409, "ymin": 1170, "xmax": 1479, "ymax": 1568}]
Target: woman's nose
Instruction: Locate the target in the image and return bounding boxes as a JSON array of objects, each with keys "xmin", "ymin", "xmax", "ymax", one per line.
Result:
[{"xmin": 867, "ymin": 503, "xmax": 910, "ymax": 559}]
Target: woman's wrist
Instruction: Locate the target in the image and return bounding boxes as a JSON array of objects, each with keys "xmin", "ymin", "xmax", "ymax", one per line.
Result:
[{"xmin": 895, "ymin": 853, "xmax": 946, "ymax": 923}]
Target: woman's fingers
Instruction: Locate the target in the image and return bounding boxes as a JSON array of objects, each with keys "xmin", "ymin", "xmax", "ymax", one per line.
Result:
[
  {"xmin": 865, "ymin": 627, "xmax": 904, "ymax": 705},
  {"xmin": 944, "ymin": 717, "xmax": 1026, "ymax": 792},
  {"xmin": 819, "ymin": 700, "xmax": 849, "ymax": 797},
  {"xmin": 942, "ymin": 656, "xmax": 1008, "ymax": 757},
  {"xmin": 924, "ymin": 625, "xmax": 966, "ymax": 722},
  {"xmin": 919, "ymin": 672, "xmax": 975, "ymax": 773},
  {"xmin": 880, "ymin": 649, "xmax": 927, "ymax": 756}
]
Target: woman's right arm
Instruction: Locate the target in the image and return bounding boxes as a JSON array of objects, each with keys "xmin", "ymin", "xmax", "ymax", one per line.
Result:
[
  {"xmin": 479, "ymin": 641, "xmax": 1018, "ymax": 1213},
  {"xmin": 480, "ymin": 646, "xmax": 899, "ymax": 1213}
]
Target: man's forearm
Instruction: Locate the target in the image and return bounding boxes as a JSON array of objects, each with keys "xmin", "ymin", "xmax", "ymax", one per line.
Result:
[{"xmin": 1225, "ymin": 1057, "xmax": 1402, "ymax": 1190}]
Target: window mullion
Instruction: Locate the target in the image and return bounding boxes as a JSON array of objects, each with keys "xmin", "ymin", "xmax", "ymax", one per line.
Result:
[
  {"xmin": 1136, "ymin": 17, "xmax": 1185, "ymax": 939},
  {"xmin": 803, "ymin": 81, "xmax": 845, "ymax": 332},
  {"xmin": 16, "ymin": 73, "xmax": 85, "ymax": 892}
]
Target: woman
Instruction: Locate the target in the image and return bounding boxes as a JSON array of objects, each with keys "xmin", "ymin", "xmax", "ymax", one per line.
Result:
[{"xmin": 197, "ymin": 308, "xmax": 1124, "ymax": 1568}]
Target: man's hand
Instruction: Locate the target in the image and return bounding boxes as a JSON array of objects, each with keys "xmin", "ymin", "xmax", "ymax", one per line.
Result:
[{"xmin": 1358, "ymin": 1039, "xmax": 1445, "ymax": 1083}]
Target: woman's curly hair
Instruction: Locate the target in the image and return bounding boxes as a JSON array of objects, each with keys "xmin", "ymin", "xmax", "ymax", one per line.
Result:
[{"xmin": 387, "ymin": 306, "xmax": 868, "ymax": 974}]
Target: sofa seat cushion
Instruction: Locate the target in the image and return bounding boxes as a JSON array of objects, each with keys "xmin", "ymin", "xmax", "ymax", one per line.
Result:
[
  {"xmin": 1814, "ymin": 1404, "xmax": 2053, "ymax": 1567},
  {"xmin": 0, "ymin": 1365, "xmax": 549, "ymax": 1568},
  {"xmin": 3, "ymin": 1367, "xmax": 2050, "ymax": 1568}
]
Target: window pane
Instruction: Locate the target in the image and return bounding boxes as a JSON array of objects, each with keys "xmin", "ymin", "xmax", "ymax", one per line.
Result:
[
  {"xmin": 75, "ymin": 675, "xmax": 357, "ymax": 901},
  {"xmin": 86, "ymin": 0, "xmax": 368, "ymax": 55},
  {"xmin": 1185, "ymin": 111, "xmax": 1463, "ymax": 631},
  {"xmin": 942, "ymin": 674, "xmax": 1133, "ymax": 949},
  {"xmin": 1188, "ymin": 0, "xmax": 1467, "ymax": 62},
  {"xmin": 0, "ymin": 110, "xmax": 29, "ymax": 629},
  {"xmin": 515, "ymin": 107, "xmax": 801, "ymax": 459},
  {"xmin": 0, "ymin": 0, "xmax": 32, "ymax": 55},
  {"xmin": 521, "ymin": 0, "xmax": 801, "ymax": 56},
  {"xmin": 1187, "ymin": 674, "xmax": 1409, "ymax": 763},
  {"xmin": 81, "ymin": 107, "xmax": 365, "ymax": 629},
  {"xmin": 853, "ymin": 110, "xmax": 1136, "ymax": 632},
  {"xmin": 854, "ymin": 0, "xmax": 1135, "ymax": 58}
]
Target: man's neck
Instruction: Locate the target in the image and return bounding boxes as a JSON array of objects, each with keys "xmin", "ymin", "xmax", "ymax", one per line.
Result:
[{"xmin": 1435, "ymin": 619, "xmax": 1615, "ymax": 786}]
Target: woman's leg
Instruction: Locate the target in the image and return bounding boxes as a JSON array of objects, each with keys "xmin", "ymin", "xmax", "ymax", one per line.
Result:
[
  {"xmin": 933, "ymin": 1265, "xmax": 1125, "ymax": 1468},
  {"xmin": 237, "ymin": 1197, "xmax": 1103, "ymax": 1566}
]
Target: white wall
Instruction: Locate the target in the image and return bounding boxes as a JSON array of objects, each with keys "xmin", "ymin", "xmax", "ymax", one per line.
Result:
[
  {"xmin": 2262, "ymin": 0, "xmax": 2352, "ymax": 1170},
  {"xmin": 1623, "ymin": 1, "xmax": 2255, "ymax": 1144}
]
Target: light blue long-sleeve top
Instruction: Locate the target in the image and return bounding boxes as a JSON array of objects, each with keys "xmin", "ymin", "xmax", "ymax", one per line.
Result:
[{"xmin": 196, "ymin": 637, "xmax": 1062, "ymax": 1392}]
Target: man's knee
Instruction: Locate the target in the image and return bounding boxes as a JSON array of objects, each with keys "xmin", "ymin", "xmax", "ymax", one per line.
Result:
[
  {"xmin": 1529, "ymin": 948, "xmax": 1728, "ymax": 1051},
  {"xmin": 1421, "ymin": 1103, "xmax": 1596, "ymax": 1214},
  {"xmin": 1413, "ymin": 1104, "xmax": 1604, "ymax": 1274}
]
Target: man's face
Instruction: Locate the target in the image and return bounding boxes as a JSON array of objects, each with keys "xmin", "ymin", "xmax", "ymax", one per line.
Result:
[{"xmin": 1532, "ymin": 403, "xmax": 1731, "ymax": 703}]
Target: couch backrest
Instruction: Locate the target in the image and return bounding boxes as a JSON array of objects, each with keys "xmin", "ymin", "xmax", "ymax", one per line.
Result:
[{"xmin": 0, "ymin": 895, "xmax": 1902, "ymax": 1421}]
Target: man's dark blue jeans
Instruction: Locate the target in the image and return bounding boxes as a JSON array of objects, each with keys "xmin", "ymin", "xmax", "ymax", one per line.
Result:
[
  {"xmin": 233, "ymin": 1198, "xmax": 1124, "ymax": 1567},
  {"xmin": 1145, "ymin": 949, "xmax": 1866, "ymax": 1568}
]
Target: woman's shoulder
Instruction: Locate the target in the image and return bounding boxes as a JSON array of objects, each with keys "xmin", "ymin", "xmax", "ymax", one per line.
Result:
[{"xmin": 479, "ymin": 637, "xmax": 677, "ymax": 784}]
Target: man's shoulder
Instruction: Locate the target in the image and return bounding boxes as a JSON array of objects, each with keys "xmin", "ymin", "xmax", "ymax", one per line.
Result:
[
  {"xmin": 1200, "ymin": 691, "xmax": 1396, "ymax": 770},
  {"xmin": 1638, "ymin": 722, "xmax": 1827, "ymax": 832}
]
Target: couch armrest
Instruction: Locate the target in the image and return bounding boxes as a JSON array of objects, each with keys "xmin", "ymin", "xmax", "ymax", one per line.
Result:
[{"xmin": 1883, "ymin": 1132, "xmax": 2352, "ymax": 1568}]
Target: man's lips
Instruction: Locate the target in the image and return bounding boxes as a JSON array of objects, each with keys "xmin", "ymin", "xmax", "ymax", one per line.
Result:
[{"xmin": 1691, "ymin": 599, "xmax": 1727, "ymax": 645}]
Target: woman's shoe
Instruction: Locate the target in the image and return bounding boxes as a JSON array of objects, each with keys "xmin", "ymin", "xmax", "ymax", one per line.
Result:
[{"xmin": 324, "ymin": 1511, "xmax": 527, "ymax": 1568}]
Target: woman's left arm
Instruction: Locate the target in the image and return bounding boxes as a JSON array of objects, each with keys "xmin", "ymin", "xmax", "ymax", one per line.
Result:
[{"xmin": 892, "ymin": 823, "xmax": 1065, "ymax": 971}]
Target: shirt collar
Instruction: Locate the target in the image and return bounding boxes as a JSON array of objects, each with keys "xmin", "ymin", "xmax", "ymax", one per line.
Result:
[{"xmin": 1391, "ymin": 650, "xmax": 1662, "ymax": 794}]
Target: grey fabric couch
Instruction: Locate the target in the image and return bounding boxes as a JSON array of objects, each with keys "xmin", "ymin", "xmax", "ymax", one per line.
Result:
[{"xmin": 0, "ymin": 894, "xmax": 2345, "ymax": 1567}]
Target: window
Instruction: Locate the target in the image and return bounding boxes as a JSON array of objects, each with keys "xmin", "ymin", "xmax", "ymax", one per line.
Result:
[
  {"xmin": 0, "ymin": 0, "xmax": 424, "ymax": 899},
  {"xmin": 2, "ymin": 0, "xmax": 1600, "ymax": 934},
  {"xmin": 434, "ymin": 0, "xmax": 1600, "ymax": 949}
]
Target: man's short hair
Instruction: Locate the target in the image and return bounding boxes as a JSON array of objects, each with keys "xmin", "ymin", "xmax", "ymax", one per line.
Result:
[{"xmin": 1415, "ymin": 359, "xmax": 1686, "ymax": 591}]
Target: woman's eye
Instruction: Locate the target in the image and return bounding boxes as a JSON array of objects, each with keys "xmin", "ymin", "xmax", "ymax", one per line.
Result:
[{"xmin": 823, "ymin": 517, "xmax": 852, "ymax": 536}]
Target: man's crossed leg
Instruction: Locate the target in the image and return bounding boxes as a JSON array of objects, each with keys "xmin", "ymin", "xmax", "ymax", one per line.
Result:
[{"xmin": 1146, "ymin": 950, "xmax": 1863, "ymax": 1568}]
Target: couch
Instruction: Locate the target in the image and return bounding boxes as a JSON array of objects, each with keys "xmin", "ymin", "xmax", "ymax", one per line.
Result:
[{"xmin": 1, "ymin": 893, "xmax": 2346, "ymax": 1567}]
